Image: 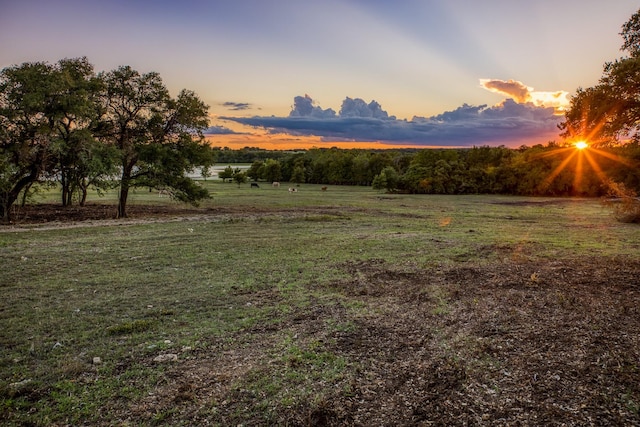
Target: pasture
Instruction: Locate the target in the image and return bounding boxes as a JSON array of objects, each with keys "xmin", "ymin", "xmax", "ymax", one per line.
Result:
[{"xmin": 1, "ymin": 181, "xmax": 640, "ymax": 425}]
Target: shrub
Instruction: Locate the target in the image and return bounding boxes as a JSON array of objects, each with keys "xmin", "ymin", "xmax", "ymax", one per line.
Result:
[{"xmin": 603, "ymin": 181, "xmax": 640, "ymax": 223}]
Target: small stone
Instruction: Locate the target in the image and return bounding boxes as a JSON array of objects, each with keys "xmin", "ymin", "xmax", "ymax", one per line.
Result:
[
  {"xmin": 93, "ymin": 357, "xmax": 102, "ymax": 365},
  {"xmin": 181, "ymin": 346, "xmax": 193, "ymax": 352},
  {"xmin": 9, "ymin": 379, "xmax": 32, "ymax": 389},
  {"xmin": 153, "ymin": 353, "xmax": 178, "ymax": 363}
]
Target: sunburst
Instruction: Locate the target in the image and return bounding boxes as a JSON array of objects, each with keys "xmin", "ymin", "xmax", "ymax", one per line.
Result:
[{"xmin": 538, "ymin": 140, "xmax": 632, "ymax": 195}]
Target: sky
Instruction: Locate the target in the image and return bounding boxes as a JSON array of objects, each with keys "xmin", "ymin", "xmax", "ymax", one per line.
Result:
[{"xmin": 1, "ymin": 0, "xmax": 638, "ymax": 149}]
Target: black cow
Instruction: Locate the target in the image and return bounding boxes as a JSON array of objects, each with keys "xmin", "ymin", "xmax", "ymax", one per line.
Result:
[{"xmin": 251, "ymin": 182, "xmax": 260, "ymax": 188}]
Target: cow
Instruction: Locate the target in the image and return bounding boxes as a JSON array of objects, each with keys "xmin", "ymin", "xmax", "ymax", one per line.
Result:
[
  {"xmin": 272, "ymin": 181, "xmax": 280, "ymax": 188},
  {"xmin": 288, "ymin": 187, "xmax": 298, "ymax": 192},
  {"xmin": 251, "ymin": 182, "xmax": 260, "ymax": 188},
  {"xmin": 321, "ymin": 186, "xmax": 327, "ymax": 191}
]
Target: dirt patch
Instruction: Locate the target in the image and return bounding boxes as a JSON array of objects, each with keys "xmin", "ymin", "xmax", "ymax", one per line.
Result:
[
  {"xmin": 318, "ymin": 257, "xmax": 640, "ymax": 425},
  {"xmin": 121, "ymin": 255, "xmax": 640, "ymax": 425},
  {"xmin": 1, "ymin": 203, "xmax": 355, "ymax": 231}
]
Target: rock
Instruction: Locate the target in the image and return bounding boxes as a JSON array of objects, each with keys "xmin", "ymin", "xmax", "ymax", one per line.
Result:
[
  {"xmin": 153, "ymin": 353, "xmax": 178, "ymax": 363},
  {"xmin": 9, "ymin": 379, "xmax": 32, "ymax": 389},
  {"xmin": 93, "ymin": 357, "xmax": 102, "ymax": 365}
]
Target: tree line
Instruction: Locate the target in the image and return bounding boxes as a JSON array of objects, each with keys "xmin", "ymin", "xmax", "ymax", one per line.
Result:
[
  {"xmin": 0, "ymin": 57, "xmax": 215, "ymax": 222},
  {"xmin": 228, "ymin": 143, "xmax": 640, "ymax": 196}
]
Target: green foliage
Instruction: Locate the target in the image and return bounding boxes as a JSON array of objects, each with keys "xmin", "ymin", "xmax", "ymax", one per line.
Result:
[
  {"xmin": 99, "ymin": 66, "xmax": 213, "ymax": 217},
  {"xmin": 0, "ymin": 61, "xmax": 58, "ymax": 222},
  {"xmin": 0, "ymin": 58, "xmax": 215, "ymax": 221},
  {"xmin": 372, "ymin": 166, "xmax": 400, "ymax": 192},
  {"xmin": 262, "ymin": 159, "xmax": 282, "ymax": 183},
  {"xmin": 233, "ymin": 169, "xmax": 248, "ymax": 186},
  {"xmin": 218, "ymin": 165, "xmax": 234, "ymax": 182},
  {"xmin": 246, "ymin": 160, "xmax": 263, "ymax": 181}
]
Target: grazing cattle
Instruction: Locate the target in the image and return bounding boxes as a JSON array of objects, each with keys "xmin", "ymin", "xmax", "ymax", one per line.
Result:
[
  {"xmin": 251, "ymin": 182, "xmax": 260, "ymax": 188},
  {"xmin": 272, "ymin": 181, "xmax": 280, "ymax": 188},
  {"xmin": 158, "ymin": 188, "xmax": 170, "ymax": 197},
  {"xmin": 321, "ymin": 186, "xmax": 327, "ymax": 191},
  {"xmin": 288, "ymin": 187, "xmax": 298, "ymax": 193}
]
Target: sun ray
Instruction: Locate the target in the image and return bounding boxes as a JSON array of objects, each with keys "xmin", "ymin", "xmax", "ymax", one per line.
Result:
[
  {"xmin": 583, "ymin": 149, "xmax": 609, "ymax": 183},
  {"xmin": 573, "ymin": 150, "xmax": 584, "ymax": 191},
  {"xmin": 588, "ymin": 147, "xmax": 634, "ymax": 167},
  {"xmin": 540, "ymin": 149, "xmax": 578, "ymax": 190}
]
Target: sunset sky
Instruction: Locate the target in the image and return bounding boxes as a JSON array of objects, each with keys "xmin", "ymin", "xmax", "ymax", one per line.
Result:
[{"xmin": 1, "ymin": 0, "xmax": 638, "ymax": 149}]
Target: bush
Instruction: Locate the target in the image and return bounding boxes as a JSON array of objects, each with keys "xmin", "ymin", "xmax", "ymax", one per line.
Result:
[{"xmin": 603, "ymin": 181, "xmax": 640, "ymax": 223}]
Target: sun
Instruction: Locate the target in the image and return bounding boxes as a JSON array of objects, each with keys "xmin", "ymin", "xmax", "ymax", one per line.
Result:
[{"xmin": 575, "ymin": 141, "xmax": 588, "ymax": 150}]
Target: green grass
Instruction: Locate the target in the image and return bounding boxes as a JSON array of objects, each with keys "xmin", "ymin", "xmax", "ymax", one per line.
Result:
[{"xmin": 2, "ymin": 182, "xmax": 639, "ymax": 425}]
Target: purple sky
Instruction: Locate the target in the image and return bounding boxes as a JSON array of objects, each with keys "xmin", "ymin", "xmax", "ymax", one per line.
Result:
[{"xmin": 1, "ymin": 0, "xmax": 637, "ymax": 147}]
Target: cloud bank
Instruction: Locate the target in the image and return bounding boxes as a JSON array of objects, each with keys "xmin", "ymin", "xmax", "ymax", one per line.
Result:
[{"xmin": 223, "ymin": 93, "xmax": 563, "ymax": 147}]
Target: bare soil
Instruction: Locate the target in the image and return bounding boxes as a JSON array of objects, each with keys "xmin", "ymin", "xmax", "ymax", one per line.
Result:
[{"xmin": 7, "ymin": 204, "xmax": 640, "ymax": 425}]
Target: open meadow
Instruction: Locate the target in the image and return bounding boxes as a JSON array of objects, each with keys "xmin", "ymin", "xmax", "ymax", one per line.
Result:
[{"xmin": 1, "ymin": 181, "xmax": 640, "ymax": 425}]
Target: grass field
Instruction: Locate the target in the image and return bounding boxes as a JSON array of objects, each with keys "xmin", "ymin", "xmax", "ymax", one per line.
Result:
[{"xmin": 1, "ymin": 181, "xmax": 639, "ymax": 425}]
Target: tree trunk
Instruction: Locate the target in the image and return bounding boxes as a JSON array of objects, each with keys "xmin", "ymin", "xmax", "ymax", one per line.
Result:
[
  {"xmin": 117, "ymin": 182, "xmax": 129, "ymax": 218},
  {"xmin": 79, "ymin": 180, "xmax": 88, "ymax": 207},
  {"xmin": 1, "ymin": 192, "xmax": 18, "ymax": 224},
  {"xmin": 20, "ymin": 182, "xmax": 33, "ymax": 207},
  {"xmin": 61, "ymin": 170, "xmax": 70, "ymax": 207},
  {"xmin": 117, "ymin": 160, "xmax": 134, "ymax": 218}
]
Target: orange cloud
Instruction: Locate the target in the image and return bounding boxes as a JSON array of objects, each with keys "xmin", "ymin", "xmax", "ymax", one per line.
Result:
[
  {"xmin": 480, "ymin": 78, "xmax": 569, "ymax": 114},
  {"xmin": 480, "ymin": 78, "xmax": 532, "ymax": 103}
]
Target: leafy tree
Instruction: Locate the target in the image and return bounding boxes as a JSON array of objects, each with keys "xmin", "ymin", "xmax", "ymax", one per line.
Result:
[
  {"xmin": 291, "ymin": 160, "xmax": 306, "ymax": 184},
  {"xmin": 98, "ymin": 66, "xmax": 212, "ymax": 218},
  {"xmin": 262, "ymin": 158, "xmax": 282, "ymax": 183},
  {"xmin": 0, "ymin": 61, "xmax": 58, "ymax": 222},
  {"xmin": 372, "ymin": 166, "xmax": 399, "ymax": 192},
  {"xmin": 232, "ymin": 169, "xmax": 248, "ymax": 186},
  {"xmin": 218, "ymin": 165, "xmax": 234, "ymax": 182},
  {"xmin": 47, "ymin": 58, "xmax": 116, "ymax": 206},
  {"xmin": 246, "ymin": 160, "xmax": 264, "ymax": 181},
  {"xmin": 561, "ymin": 8, "xmax": 640, "ymax": 145}
]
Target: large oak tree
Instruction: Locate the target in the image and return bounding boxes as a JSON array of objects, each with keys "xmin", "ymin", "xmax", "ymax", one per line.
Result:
[{"xmin": 98, "ymin": 66, "xmax": 213, "ymax": 218}]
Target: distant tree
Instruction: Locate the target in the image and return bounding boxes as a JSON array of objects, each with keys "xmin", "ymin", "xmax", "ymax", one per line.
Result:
[
  {"xmin": 98, "ymin": 66, "xmax": 212, "ymax": 218},
  {"xmin": 232, "ymin": 169, "xmax": 248, "ymax": 186},
  {"xmin": 372, "ymin": 166, "xmax": 399, "ymax": 192},
  {"xmin": 291, "ymin": 162, "xmax": 306, "ymax": 184},
  {"xmin": 262, "ymin": 158, "xmax": 282, "ymax": 183},
  {"xmin": 218, "ymin": 165, "xmax": 234, "ymax": 182},
  {"xmin": 246, "ymin": 160, "xmax": 264, "ymax": 181}
]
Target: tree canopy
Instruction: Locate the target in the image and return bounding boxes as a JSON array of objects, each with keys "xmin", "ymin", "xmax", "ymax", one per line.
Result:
[
  {"xmin": 0, "ymin": 58, "xmax": 215, "ymax": 222},
  {"xmin": 561, "ymin": 8, "xmax": 640, "ymax": 145}
]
